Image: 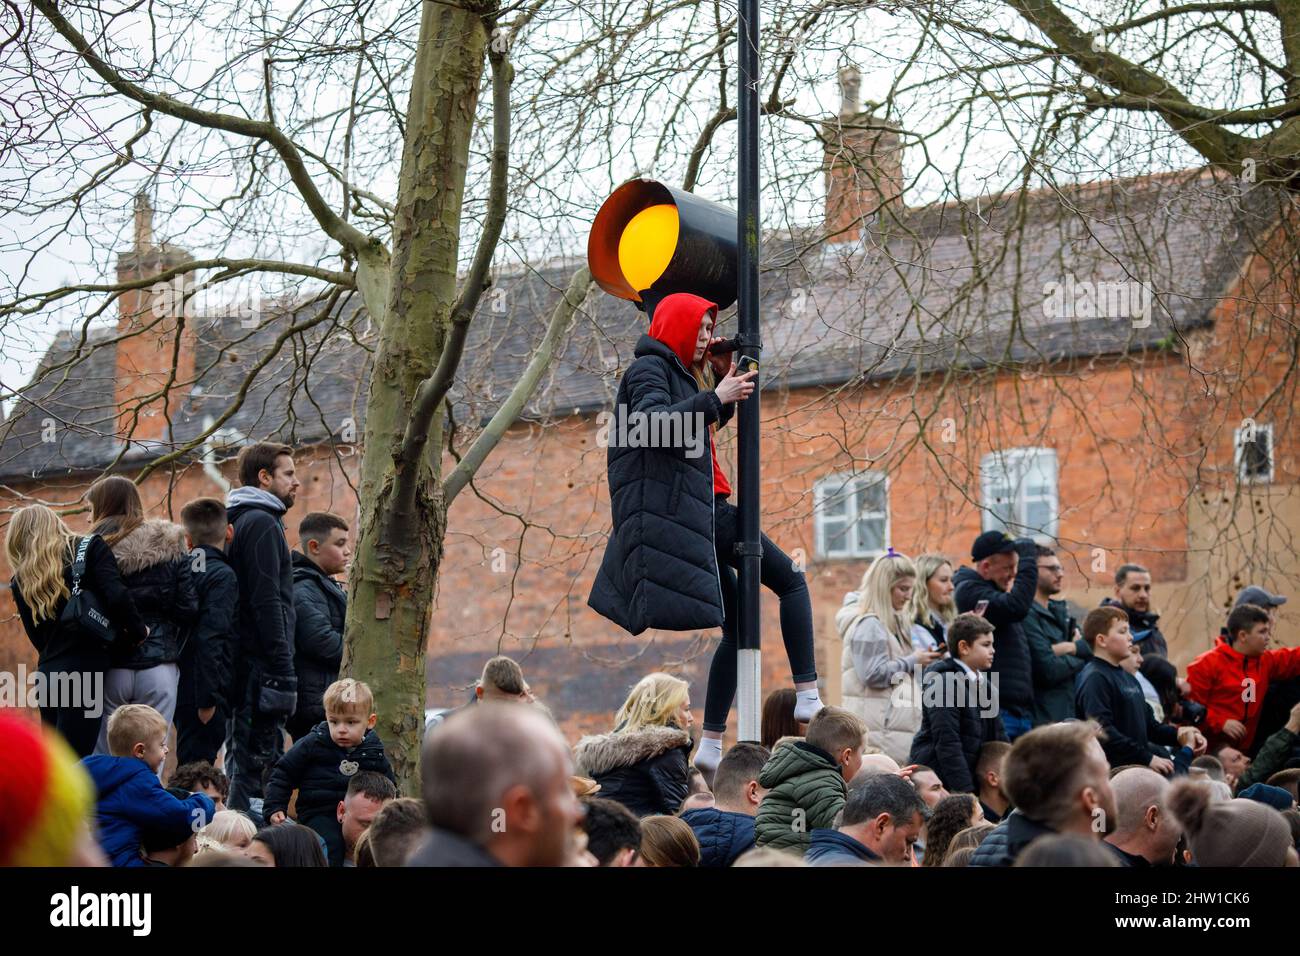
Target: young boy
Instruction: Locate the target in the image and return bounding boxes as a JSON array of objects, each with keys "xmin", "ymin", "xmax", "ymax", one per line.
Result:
[
  {"xmin": 262, "ymin": 678, "xmax": 396, "ymax": 866},
  {"xmin": 289, "ymin": 512, "xmax": 351, "ymax": 741},
  {"xmin": 81, "ymin": 704, "xmax": 215, "ymax": 867},
  {"xmin": 753, "ymin": 706, "xmax": 866, "ymax": 851},
  {"xmin": 1188, "ymin": 603, "xmax": 1300, "ymax": 753},
  {"xmin": 909, "ymin": 613, "xmax": 1008, "ymax": 794},
  {"xmin": 975, "ymin": 740, "xmax": 1012, "ymax": 823},
  {"xmin": 1076, "ymin": 606, "xmax": 1203, "ymax": 772},
  {"xmin": 176, "ymin": 497, "xmax": 239, "ymax": 765}
]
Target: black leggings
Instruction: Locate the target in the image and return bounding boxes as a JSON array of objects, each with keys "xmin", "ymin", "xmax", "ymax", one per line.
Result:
[
  {"xmin": 703, "ymin": 496, "xmax": 817, "ymax": 732},
  {"xmin": 39, "ymin": 657, "xmax": 107, "ymax": 758}
]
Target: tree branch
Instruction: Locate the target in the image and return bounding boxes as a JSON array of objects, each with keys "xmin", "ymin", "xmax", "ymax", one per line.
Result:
[
  {"xmin": 30, "ymin": 0, "xmax": 377, "ymax": 256},
  {"xmin": 443, "ymin": 266, "xmax": 591, "ymax": 505},
  {"xmin": 1003, "ymin": 0, "xmax": 1249, "ymax": 168}
]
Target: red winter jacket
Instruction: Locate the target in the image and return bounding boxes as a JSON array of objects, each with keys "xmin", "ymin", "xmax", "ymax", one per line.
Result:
[
  {"xmin": 1186, "ymin": 636, "xmax": 1300, "ymax": 751},
  {"xmin": 646, "ymin": 293, "xmax": 731, "ymax": 497}
]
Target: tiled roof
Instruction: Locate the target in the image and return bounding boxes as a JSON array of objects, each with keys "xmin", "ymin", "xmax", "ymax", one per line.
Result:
[{"xmin": 0, "ymin": 170, "xmax": 1281, "ymax": 481}]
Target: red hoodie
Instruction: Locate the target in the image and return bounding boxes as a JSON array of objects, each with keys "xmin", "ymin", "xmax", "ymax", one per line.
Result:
[
  {"xmin": 1186, "ymin": 636, "xmax": 1300, "ymax": 751},
  {"xmin": 646, "ymin": 293, "xmax": 732, "ymax": 498}
]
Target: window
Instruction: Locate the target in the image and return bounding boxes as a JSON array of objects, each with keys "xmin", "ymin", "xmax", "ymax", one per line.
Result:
[
  {"xmin": 981, "ymin": 448, "xmax": 1058, "ymax": 543},
  {"xmin": 814, "ymin": 471, "xmax": 889, "ymax": 559},
  {"xmin": 1235, "ymin": 423, "xmax": 1274, "ymax": 484}
]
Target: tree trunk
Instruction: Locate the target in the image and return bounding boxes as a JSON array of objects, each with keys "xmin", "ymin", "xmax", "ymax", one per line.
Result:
[{"xmin": 343, "ymin": 0, "xmax": 489, "ymax": 793}]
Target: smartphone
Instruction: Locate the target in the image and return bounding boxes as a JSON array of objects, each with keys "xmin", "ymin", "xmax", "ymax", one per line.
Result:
[
  {"xmin": 973, "ymin": 599, "xmax": 989, "ymax": 617},
  {"xmin": 736, "ymin": 355, "xmax": 758, "ymax": 381}
]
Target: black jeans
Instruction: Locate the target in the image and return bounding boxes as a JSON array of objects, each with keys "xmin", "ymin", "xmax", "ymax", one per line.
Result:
[
  {"xmin": 703, "ymin": 496, "xmax": 817, "ymax": 732},
  {"xmin": 175, "ymin": 646, "xmax": 227, "ymax": 765},
  {"xmin": 224, "ymin": 662, "xmax": 286, "ymax": 813},
  {"xmin": 39, "ymin": 656, "xmax": 107, "ymax": 758}
]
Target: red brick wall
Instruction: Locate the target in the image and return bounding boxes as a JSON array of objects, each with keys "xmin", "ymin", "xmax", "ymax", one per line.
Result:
[{"xmin": 2, "ymin": 241, "xmax": 1297, "ymax": 745}]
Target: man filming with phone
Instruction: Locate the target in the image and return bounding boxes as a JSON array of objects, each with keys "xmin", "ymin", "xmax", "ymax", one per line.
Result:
[{"xmin": 953, "ymin": 531, "xmax": 1040, "ymax": 742}]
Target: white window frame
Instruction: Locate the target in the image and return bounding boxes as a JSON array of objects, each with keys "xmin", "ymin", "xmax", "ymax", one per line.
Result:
[
  {"xmin": 813, "ymin": 470, "xmax": 890, "ymax": 559},
  {"xmin": 980, "ymin": 447, "xmax": 1059, "ymax": 543},
  {"xmin": 1234, "ymin": 423, "xmax": 1274, "ymax": 485}
]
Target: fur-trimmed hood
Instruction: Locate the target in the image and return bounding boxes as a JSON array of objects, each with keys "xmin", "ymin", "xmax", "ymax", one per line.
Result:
[
  {"xmin": 109, "ymin": 518, "xmax": 190, "ymax": 575},
  {"xmin": 573, "ymin": 725, "xmax": 691, "ymax": 777}
]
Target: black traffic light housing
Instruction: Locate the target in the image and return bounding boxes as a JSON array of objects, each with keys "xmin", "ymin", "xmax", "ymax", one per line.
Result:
[{"xmin": 588, "ymin": 178, "xmax": 738, "ymax": 317}]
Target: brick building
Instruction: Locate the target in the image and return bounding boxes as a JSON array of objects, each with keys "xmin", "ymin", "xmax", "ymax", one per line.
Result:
[{"xmin": 2, "ymin": 81, "xmax": 1298, "ymax": 742}]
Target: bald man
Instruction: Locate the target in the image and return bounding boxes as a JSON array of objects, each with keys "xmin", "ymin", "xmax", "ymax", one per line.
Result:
[
  {"xmin": 849, "ymin": 752, "xmax": 903, "ymax": 787},
  {"xmin": 407, "ymin": 701, "xmax": 582, "ymax": 867},
  {"xmin": 1104, "ymin": 767, "xmax": 1181, "ymax": 867}
]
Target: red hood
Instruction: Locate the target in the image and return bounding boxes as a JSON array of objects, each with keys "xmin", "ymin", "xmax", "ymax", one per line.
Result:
[{"xmin": 648, "ymin": 293, "xmax": 717, "ymax": 368}]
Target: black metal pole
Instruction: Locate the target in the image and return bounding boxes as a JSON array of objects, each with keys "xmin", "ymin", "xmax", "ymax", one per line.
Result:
[{"xmin": 735, "ymin": 0, "xmax": 762, "ymax": 742}]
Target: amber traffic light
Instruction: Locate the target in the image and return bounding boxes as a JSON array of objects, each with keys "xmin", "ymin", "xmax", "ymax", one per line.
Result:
[{"xmin": 588, "ymin": 179, "xmax": 738, "ymax": 315}]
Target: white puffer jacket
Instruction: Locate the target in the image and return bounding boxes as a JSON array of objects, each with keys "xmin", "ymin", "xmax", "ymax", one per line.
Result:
[{"xmin": 837, "ymin": 591, "xmax": 923, "ymax": 764}]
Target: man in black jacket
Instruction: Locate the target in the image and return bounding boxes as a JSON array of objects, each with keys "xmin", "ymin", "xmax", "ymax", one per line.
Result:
[
  {"xmin": 1101, "ymin": 563, "xmax": 1169, "ymax": 658},
  {"xmin": 953, "ymin": 531, "xmax": 1039, "ymax": 741},
  {"xmin": 1075, "ymin": 606, "xmax": 1204, "ymax": 773},
  {"xmin": 407, "ymin": 702, "xmax": 582, "ymax": 867},
  {"xmin": 971, "ymin": 720, "xmax": 1116, "ymax": 866},
  {"xmin": 288, "ymin": 512, "xmax": 351, "ymax": 741},
  {"xmin": 176, "ymin": 498, "xmax": 239, "ymax": 765},
  {"xmin": 224, "ymin": 442, "xmax": 300, "ymax": 813}
]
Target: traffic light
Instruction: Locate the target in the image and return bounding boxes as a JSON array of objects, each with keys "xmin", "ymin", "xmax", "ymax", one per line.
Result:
[{"xmin": 588, "ymin": 178, "xmax": 738, "ymax": 316}]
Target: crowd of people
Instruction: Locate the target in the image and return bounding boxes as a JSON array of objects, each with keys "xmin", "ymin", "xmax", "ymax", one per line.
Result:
[{"xmin": 2, "ymin": 439, "xmax": 1299, "ymax": 867}]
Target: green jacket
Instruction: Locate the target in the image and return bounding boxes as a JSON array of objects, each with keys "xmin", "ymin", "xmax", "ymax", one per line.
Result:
[
  {"xmin": 754, "ymin": 741, "xmax": 847, "ymax": 851},
  {"xmin": 1237, "ymin": 727, "xmax": 1298, "ymax": 790},
  {"xmin": 1023, "ymin": 598, "xmax": 1091, "ymax": 725}
]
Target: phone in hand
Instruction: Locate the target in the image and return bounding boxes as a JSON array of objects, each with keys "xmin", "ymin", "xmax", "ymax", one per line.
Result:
[
  {"xmin": 736, "ymin": 355, "xmax": 758, "ymax": 377},
  {"xmin": 973, "ymin": 599, "xmax": 989, "ymax": 617}
]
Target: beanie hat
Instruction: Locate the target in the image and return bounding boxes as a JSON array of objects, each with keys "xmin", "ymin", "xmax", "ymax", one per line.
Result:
[
  {"xmin": 1238, "ymin": 783, "xmax": 1296, "ymax": 812},
  {"xmin": 0, "ymin": 713, "xmax": 96, "ymax": 866},
  {"xmin": 1168, "ymin": 779, "xmax": 1292, "ymax": 867}
]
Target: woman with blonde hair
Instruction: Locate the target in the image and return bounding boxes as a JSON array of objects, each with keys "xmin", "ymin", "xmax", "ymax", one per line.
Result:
[
  {"xmin": 5, "ymin": 504, "xmax": 148, "ymax": 755},
  {"xmin": 573, "ymin": 672, "xmax": 695, "ymax": 817},
  {"xmin": 911, "ymin": 554, "xmax": 957, "ymax": 651},
  {"xmin": 836, "ymin": 550, "xmax": 942, "ymax": 763}
]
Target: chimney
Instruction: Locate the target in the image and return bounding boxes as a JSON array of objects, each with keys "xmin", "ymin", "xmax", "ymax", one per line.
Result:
[
  {"xmin": 114, "ymin": 191, "xmax": 196, "ymax": 446},
  {"xmin": 821, "ymin": 66, "xmax": 903, "ymax": 243}
]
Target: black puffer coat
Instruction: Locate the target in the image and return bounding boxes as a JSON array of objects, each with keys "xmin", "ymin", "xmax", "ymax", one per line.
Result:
[
  {"xmin": 290, "ymin": 552, "xmax": 346, "ymax": 728},
  {"xmin": 969, "ymin": 810, "xmax": 1058, "ymax": 867},
  {"xmin": 953, "ymin": 538, "xmax": 1038, "ymax": 716},
  {"xmin": 108, "ymin": 519, "xmax": 200, "ymax": 668},
  {"xmin": 588, "ymin": 293, "xmax": 734, "ymax": 635},
  {"xmin": 262, "ymin": 721, "xmax": 396, "ymax": 819},
  {"xmin": 681, "ymin": 806, "xmax": 757, "ymax": 867},
  {"xmin": 572, "ymin": 724, "xmax": 692, "ymax": 818}
]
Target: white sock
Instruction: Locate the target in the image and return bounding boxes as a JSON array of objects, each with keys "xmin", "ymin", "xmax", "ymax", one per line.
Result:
[
  {"xmin": 794, "ymin": 689, "xmax": 824, "ymax": 723},
  {"xmin": 695, "ymin": 736, "xmax": 723, "ymax": 772}
]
